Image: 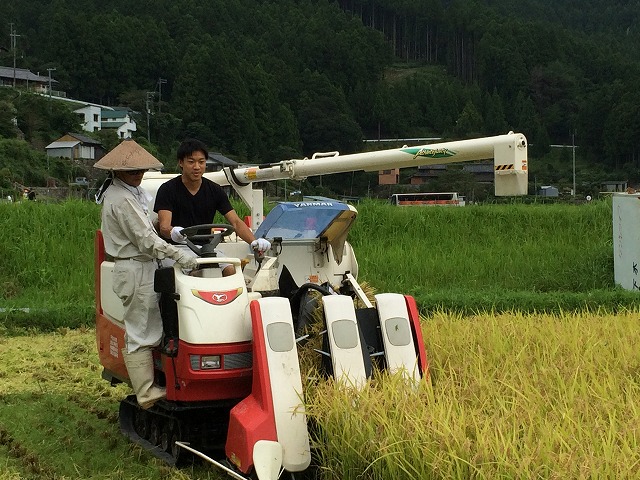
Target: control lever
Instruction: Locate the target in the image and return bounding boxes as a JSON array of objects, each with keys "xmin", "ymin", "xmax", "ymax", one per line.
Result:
[{"xmin": 254, "ymin": 247, "xmax": 265, "ymax": 272}]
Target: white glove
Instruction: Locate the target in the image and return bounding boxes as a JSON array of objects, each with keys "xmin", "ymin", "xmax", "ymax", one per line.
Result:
[
  {"xmin": 250, "ymin": 238, "xmax": 271, "ymax": 253},
  {"xmin": 170, "ymin": 226, "xmax": 187, "ymax": 244},
  {"xmin": 176, "ymin": 252, "xmax": 198, "ymax": 270}
]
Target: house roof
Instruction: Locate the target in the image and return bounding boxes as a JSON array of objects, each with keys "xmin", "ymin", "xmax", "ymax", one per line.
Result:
[
  {"xmin": 101, "ymin": 110, "xmax": 129, "ymax": 119},
  {"xmin": 46, "ymin": 140, "xmax": 80, "ymax": 149},
  {"xmin": 417, "ymin": 162, "xmax": 494, "ymax": 173},
  {"xmin": 0, "ymin": 66, "xmax": 56, "ymax": 83},
  {"xmin": 46, "ymin": 133, "xmax": 103, "ymax": 149},
  {"xmin": 417, "ymin": 164, "xmax": 447, "ymax": 171},
  {"xmin": 463, "ymin": 163, "xmax": 494, "ymax": 173},
  {"xmin": 68, "ymin": 132, "xmax": 103, "ymax": 145},
  {"xmin": 208, "ymin": 152, "xmax": 238, "ymax": 167}
]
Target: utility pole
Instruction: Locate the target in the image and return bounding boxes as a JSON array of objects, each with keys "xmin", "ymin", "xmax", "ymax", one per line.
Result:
[
  {"xmin": 9, "ymin": 23, "xmax": 20, "ymax": 88},
  {"xmin": 47, "ymin": 67, "xmax": 56, "ymax": 99},
  {"xmin": 157, "ymin": 78, "xmax": 167, "ymax": 113},
  {"xmin": 549, "ymin": 135, "xmax": 579, "ymax": 197},
  {"xmin": 572, "ymin": 130, "xmax": 576, "ymax": 198},
  {"xmin": 145, "ymin": 91, "xmax": 155, "ymax": 143}
]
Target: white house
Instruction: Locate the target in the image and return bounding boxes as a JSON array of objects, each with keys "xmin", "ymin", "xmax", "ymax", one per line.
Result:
[
  {"xmin": 1, "ymin": 65, "xmax": 137, "ymax": 139},
  {"xmin": 100, "ymin": 107, "xmax": 137, "ymax": 139},
  {"xmin": 73, "ymin": 104, "xmax": 103, "ymax": 132}
]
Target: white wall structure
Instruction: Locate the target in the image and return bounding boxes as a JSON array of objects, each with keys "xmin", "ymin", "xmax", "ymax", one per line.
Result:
[
  {"xmin": 73, "ymin": 104, "xmax": 102, "ymax": 132},
  {"xmin": 613, "ymin": 193, "xmax": 640, "ymax": 291}
]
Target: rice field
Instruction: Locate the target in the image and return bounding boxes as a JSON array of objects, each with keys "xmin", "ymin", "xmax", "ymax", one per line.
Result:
[
  {"xmin": 2, "ymin": 198, "xmax": 640, "ymax": 478},
  {"xmin": 305, "ymin": 309, "xmax": 640, "ymax": 479},
  {"xmin": 2, "ymin": 310, "xmax": 640, "ymax": 479}
]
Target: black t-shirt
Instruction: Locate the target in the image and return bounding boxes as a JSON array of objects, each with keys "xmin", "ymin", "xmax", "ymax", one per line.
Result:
[{"xmin": 153, "ymin": 176, "xmax": 233, "ymax": 241}]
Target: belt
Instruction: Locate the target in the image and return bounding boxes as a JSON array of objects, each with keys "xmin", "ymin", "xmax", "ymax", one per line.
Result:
[{"xmin": 114, "ymin": 257, "xmax": 155, "ymax": 263}]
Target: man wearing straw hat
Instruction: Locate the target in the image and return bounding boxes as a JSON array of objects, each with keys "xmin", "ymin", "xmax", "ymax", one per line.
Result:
[{"xmin": 94, "ymin": 139, "xmax": 198, "ymax": 409}]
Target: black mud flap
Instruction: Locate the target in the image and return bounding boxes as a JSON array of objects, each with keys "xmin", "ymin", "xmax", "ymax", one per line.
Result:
[
  {"xmin": 356, "ymin": 307, "xmax": 385, "ymax": 371},
  {"xmin": 155, "ymin": 267, "xmax": 179, "ymax": 345}
]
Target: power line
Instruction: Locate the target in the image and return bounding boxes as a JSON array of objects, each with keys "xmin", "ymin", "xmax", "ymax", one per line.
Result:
[{"xmin": 145, "ymin": 91, "xmax": 156, "ymax": 143}]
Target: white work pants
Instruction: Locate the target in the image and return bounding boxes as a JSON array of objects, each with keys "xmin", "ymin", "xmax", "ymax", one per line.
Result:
[{"xmin": 112, "ymin": 259, "xmax": 163, "ymax": 353}]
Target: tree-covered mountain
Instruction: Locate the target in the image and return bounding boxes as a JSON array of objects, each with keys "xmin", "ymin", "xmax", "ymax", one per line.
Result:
[{"xmin": 0, "ymin": 0, "xmax": 639, "ymax": 192}]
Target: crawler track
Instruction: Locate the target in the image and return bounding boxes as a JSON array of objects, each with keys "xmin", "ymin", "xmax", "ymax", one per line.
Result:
[{"xmin": 119, "ymin": 395, "xmax": 239, "ymax": 465}]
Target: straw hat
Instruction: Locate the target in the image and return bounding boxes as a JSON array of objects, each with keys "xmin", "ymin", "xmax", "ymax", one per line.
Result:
[{"xmin": 93, "ymin": 139, "xmax": 164, "ymax": 171}]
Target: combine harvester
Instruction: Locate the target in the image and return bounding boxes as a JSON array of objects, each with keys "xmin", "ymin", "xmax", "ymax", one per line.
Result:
[{"xmin": 95, "ymin": 132, "xmax": 528, "ymax": 479}]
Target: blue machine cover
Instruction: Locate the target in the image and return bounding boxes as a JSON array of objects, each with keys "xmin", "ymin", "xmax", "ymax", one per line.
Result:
[{"xmin": 255, "ymin": 200, "xmax": 350, "ymax": 240}]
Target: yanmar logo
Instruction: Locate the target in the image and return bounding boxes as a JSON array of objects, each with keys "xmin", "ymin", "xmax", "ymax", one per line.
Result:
[
  {"xmin": 191, "ymin": 287, "xmax": 243, "ymax": 306},
  {"xmin": 293, "ymin": 202, "xmax": 333, "ymax": 207}
]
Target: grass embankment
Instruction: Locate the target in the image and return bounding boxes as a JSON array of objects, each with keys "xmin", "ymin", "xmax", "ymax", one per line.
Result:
[{"xmin": 0, "ymin": 197, "xmax": 636, "ymax": 330}]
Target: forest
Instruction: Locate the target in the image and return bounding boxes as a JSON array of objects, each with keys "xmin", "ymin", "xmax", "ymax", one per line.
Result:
[{"xmin": 0, "ymin": 0, "xmax": 639, "ymax": 196}]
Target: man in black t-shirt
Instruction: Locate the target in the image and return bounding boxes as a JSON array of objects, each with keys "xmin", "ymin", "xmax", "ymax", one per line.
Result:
[
  {"xmin": 154, "ymin": 172, "xmax": 234, "ymax": 238},
  {"xmin": 153, "ymin": 138, "xmax": 270, "ymax": 275}
]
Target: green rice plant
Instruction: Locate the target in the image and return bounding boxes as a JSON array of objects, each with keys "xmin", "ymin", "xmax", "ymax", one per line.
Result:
[
  {"xmin": 0, "ymin": 197, "xmax": 262, "ymax": 330},
  {"xmin": 1, "ymin": 196, "xmax": 638, "ymax": 330},
  {"xmin": 0, "ymin": 200, "xmax": 99, "ymax": 329},
  {"xmin": 352, "ymin": 198, "xmax": 613, "ymax": 292},
  {"xmin": 0, "ymin": 200, "xmax": 98, "ymax": 298},
  {"xmin": 349, "ymin": 198, "xmax": 634, "ymax": 313}
]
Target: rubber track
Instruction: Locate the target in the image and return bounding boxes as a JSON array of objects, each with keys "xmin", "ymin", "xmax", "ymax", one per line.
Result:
[{"xmin": 119, "ymin": 394, "xmax": 238, "ymax": 466}]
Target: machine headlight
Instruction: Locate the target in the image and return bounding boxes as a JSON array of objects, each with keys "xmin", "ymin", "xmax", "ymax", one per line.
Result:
[
  {"xmin": 190, "ymin": 354, "xmax": 221, "ymax": 370},
  {"xmin": 201, "ymin": 355, "xmax": 221, "ymax": 369}
]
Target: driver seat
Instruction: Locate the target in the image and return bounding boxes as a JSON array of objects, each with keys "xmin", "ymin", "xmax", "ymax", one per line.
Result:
[{"xmin": 191, "ymin": 267, "xmax": 223, "ymax": 278}]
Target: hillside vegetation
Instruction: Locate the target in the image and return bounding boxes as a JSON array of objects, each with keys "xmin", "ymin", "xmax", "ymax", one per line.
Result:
[{"xmin": 0, "ymin": 0, "xmax": 639, "ymax": 199}]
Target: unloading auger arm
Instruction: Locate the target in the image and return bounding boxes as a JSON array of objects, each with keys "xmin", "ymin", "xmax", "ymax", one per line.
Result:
[{"xmin": 142, "ymin": 131, "xmax": 528, "ymax": 230}]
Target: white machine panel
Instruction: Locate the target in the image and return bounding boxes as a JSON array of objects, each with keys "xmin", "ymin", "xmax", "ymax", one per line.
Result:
[
  {"xmin": 256, "ymin": 297, "xmax": 311, "ymax": 472},
  {"xmin": 375, "ymin": 293, "xmax": 420, "ymax": 384},
  {"xmin": 613, "ymin": 193, "xmax": 640, "ymax": 291},
  {"xmin": 322, "ymin": 295, "xmax": 367, "ymax": 389},
  {"xmin": 100, "ymin": 262, "xmax": 125, "ymax": 322},
  {"xmin": 176, "ymin": 259, "xmax": 253, "ymax": 344}
]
